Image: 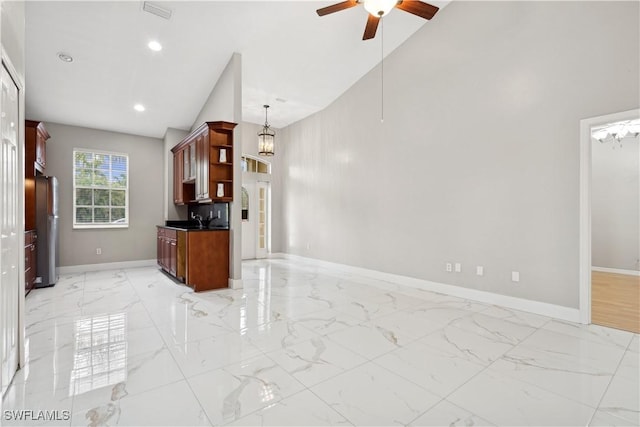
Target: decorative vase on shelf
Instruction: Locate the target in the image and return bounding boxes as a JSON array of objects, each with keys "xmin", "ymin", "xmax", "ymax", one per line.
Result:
[
  {"xmin": 216, "ymin": 183, "xmax": 224, "ymax": 198},
  {"xmin": 219, "ymin": 149, "xmax": 227, "ymax": 163}
]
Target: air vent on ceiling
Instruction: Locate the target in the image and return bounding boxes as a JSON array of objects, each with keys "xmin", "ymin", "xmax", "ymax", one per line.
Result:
[{"xmin": 142, "ymin": 1, "xmax": 172, "ymax": 20}]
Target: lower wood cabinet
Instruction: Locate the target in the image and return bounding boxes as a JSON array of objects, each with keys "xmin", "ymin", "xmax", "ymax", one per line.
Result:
[
  {"xmin": 25, "ymin": 230, "xmax": 37, "ymax": 295},
  {"xmin": 157, "ymin": 227, "xmax": 177, "ymax": 276},
  {"xmin": 157, "ymin": 227, "xmax": 229, "ymax": 291}
]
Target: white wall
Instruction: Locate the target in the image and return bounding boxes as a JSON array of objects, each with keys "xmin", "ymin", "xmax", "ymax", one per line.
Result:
[
  {"xmin": 592, "ymin": 136, "xmax": 640, "ymax": 271},
  {"xmin": 164, "ymin": 127, "xmax": 189, "ymax": 221},
  {"xmin": 191, "ymin": 53, "xmax": 238, "ymax": 131},
  {"xmin": 189, "ymin": 52, "xmax": 243, "ymax": 283},
  {"xmin": 239, "ymin": 121, "xmax": 283, "ymax": 253},
  {"xmin": 1, "ymin": 0, "xmax": 24, "ymax": 82},
  {"xmin": 280, "ymin": 1, "xmax": 640, "ymax": 309},
  {"xmin": 44, "ymin": 122, "xmax": 164, "ymax": 267}
]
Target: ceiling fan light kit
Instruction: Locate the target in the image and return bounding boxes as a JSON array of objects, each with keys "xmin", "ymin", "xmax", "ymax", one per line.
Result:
[
  {"xmin": 364, "ymin": 0, "xmax": 398, "ymax": 17},
  {"xmin": 316, "ymin": 0, "xmax": 440, "ymax": 40}
]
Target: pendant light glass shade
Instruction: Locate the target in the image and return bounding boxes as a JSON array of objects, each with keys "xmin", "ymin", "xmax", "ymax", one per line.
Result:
[{"xmin": 258, "ymin": 105, "xmax": 275, "ymax": 156}]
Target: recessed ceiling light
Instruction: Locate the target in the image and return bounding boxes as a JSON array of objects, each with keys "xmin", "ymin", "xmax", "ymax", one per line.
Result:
[
  {"xmin": 134, "ymin": 104, "xmax": 146, "ymax": 112},
  {"xmin": 57, "ymin": 52, "xmax": 73, "ymax": 63},
  {"xmin": 147, "ymin": 41, "xmax": 162, "ymax": 52}
]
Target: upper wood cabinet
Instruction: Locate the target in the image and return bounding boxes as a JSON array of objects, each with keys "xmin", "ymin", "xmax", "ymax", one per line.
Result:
[
  {"xmin": 26, "ymin": 120, "xmax": 50, "ymax": 174},
  {"xmin": 173, "ymin": 150, "xmax": 183, "ymax": 204},
  {"xmin": 171, "ymin": 121, "xmax": 236, "ymax": 204},
  {"xmin": 183, "ymin": 142, "xmax": 196, "ymax": 182},
  {"xmin": 25, "ymin": 121, "xmax": 50, "ymax": 230}
]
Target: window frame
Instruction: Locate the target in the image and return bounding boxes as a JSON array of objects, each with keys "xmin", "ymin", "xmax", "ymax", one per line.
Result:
[
  {"xmin": 241, "ymin": 155, "xmax": 271, "ymax": 174},
  {"xmin": 72, "ymin": 148, "xmax": 130, "ymax": 229}
]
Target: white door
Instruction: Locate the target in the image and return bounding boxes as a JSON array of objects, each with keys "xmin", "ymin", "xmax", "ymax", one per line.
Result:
[
  {"xmin": 0, "ymin": 63, "xmax": 20, "ymax": 395},
  {"xmin": 255, "ymin": 182, "xmax": 269, "ymax": 259},
  {"xmin": 241, "ymin": 183, "xmax": 256, "ymax": 260}
]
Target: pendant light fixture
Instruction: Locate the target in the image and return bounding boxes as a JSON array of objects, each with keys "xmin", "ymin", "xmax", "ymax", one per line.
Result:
[{"xmin": 258, "ymin": 105, "xmax": 275, "ymax": 156}]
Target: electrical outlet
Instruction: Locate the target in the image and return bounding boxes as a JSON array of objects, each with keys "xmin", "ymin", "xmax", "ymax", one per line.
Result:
[
  {"xmin": 455, "ymin": 263, "xmax": 462, "ymax": 273},
  {"xmin": 476, "ymin": 266, "xmax": 484, "ymax": 276},
  {"xmin": 96, "ymin": 248, "xmax": 102, "ymax": 255},
  {"xmin": 511, "ymin": 271, "xmax": 520, "ymax": 282},
  {"xmin": 446, "ymin": 263, "xmax": 453, "ymax": 272}
]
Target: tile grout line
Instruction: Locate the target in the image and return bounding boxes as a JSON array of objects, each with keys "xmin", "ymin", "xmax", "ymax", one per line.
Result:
[
  {"xmin": 23, "ymin": 261, "xmax": 637, "ymax": 427},
  {"xmin": 585, "ymin": 335, "xmax": 636, "ymax": 426},
  {"xmin": 403, "ymin": 315, "xmax": 545, "ymax": 427},
  {"xmin": 124, "ymin": 267, "xmax": 216, "ymax": 427},
  {"xmin": 67, "ymin": 270, "xmax": 87, "ymax": 427}
]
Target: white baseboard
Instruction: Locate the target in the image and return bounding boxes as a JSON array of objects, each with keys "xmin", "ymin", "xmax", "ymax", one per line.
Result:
[
  {"xmin": 59, "ymin": 259, "xmax": 156, "ymax": 275},
  {"xmin": 271, "ymin": 253, "xmax": 581, "ymax": 323},
  {"xmin": 228, "ymin": 278, "xmax": 243, "ymax": 289},
  {"xmin": 592, "ymin": 266, "xmax": 640, "ymax": 277}
]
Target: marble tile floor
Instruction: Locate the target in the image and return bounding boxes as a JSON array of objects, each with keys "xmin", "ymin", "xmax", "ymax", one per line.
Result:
[{"xmin": 3, "ymin": 258, "xmax": 638, "ymax": 426}]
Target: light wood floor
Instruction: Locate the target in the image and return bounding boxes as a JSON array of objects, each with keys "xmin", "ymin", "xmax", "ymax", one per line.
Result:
[{"xmin": 592, "ymin": 271, "xmax": 640, "ymax": 333}]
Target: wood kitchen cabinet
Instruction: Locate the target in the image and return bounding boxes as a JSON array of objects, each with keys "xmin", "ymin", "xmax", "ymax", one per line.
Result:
[
  {"xmin": 26, "ymin": 120, "xmax": 49, "ymax": 174},
  {"xmin": 157, "ymin": 226, "xmax": 229, "ymax": 291},
  {"xmin": 25, "ymin": 121, "xmax": 50, "ymax": 230},
  {"xmin": 173, "ymin": 150, "xmax": 184, "ymax": 204},
  {"xmin": 156, "ymin": 227, "xmax": 177, "ymax": 276},
  {"xmin": 183, "ymin": 142, "xmax": 196, "ymax": 182},
  {"xmin": 184, "ymin": 230, "xmax": 229, "ymax": 291},
  {"xmin": 171, "ymin": 121, "xmax": 236, "ymax": 204},
  {"xmin": 24, "ymin": 230, "xmax": 37, "ymax": 295},
  {"xmin": 195, "ymin": 132, "xmax": 209, "ymax": 200}
]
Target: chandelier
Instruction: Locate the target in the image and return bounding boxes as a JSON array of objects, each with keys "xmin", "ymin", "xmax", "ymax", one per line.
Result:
[
  {"xmin": 592, "ymin": 119, "xmax": 640, "ymax": 148},
  {"xmin": 258, "ymin": 105, "xmax": 275, "ymax": 156}
]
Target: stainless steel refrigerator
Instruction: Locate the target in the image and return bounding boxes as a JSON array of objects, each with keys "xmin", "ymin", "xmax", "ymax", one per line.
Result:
[{"xmin": 35, "ymin": 175, "xmax": 59, "ymax": 287}]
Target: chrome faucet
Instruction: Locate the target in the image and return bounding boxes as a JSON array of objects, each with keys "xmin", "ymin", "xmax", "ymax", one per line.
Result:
[{"xmin": 191, "ymin": 212, "xmax": 203, "ymax": 228}]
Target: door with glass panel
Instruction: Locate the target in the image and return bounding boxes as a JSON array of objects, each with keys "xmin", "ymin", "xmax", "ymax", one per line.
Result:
[{"xmin": 256, "ymin": 182, "xmax": 269, "ymax": 259}]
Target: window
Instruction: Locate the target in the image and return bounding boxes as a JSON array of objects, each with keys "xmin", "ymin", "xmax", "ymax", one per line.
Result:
[
  {"xmin": 241, "ymin": 156, "xmax": 270, "ymax": 174},
  {"xmin": 73, "ymin": 149, "xmax": 128, "ymax": 228}
]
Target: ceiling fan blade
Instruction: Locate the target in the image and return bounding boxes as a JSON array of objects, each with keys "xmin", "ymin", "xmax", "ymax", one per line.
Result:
[
  {"xmin": 363, "ymin": 14, "xmax": 380, "ymax": 40},
  {"xmin": 396, "ymin": 1, "xmax": 439, "ymax": 20},
  {"xmin": 316, "ymin": 0, "xmax": 358, "ymax": 16}
]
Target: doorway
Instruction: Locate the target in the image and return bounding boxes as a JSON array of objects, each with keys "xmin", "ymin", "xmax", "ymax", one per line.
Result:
[
  {"xmin": 241, "ymin": 181, "xmax": 271, "ymax": 260},
  {"xmin": 579, "ymin": 109, "xmax": 640, "ymax": 333},
  {"xmin": 1, "ymin": 62, "xmax": 21, "ymax": 395},
  {"xmin": 241, "ymin": 155, "xmax": 271, "ymax": 260}
]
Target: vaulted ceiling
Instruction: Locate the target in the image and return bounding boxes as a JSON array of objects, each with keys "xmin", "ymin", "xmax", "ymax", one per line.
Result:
[{"xmin": 25, "ymin": 1, "xmax": 448, "ymax": 138}]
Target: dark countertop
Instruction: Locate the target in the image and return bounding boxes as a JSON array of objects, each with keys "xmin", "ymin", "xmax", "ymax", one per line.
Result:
[
  {"xmin": 158, "ymin": 221, "xmax": 229, "ymax": 232},
  {"xmin": 158, "ymin": 225, "xmax": 229, "ymax": 232}
]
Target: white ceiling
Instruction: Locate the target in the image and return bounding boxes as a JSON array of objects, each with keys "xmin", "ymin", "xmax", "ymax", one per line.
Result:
[{"xmin": 25, "ymin": 1, "xmax": 448, "ymax": 138}]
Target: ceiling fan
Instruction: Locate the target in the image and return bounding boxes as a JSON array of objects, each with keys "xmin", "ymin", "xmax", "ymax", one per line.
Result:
[{"xmin": 316, "ymin": 0, "xmax": 440, "ymax": 40}]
